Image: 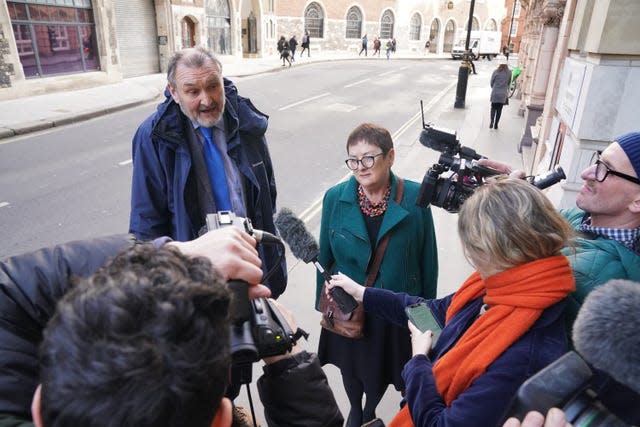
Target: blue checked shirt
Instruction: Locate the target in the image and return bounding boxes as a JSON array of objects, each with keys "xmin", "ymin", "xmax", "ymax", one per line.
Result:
[{"xmin": 579, "ymin": 216, "xmax": 640, "ymax": 254}]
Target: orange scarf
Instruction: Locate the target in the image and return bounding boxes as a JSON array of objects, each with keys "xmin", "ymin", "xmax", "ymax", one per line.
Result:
[{"xmin": 389, "ymin": 255, "xmax": 574, "ymax": 427}]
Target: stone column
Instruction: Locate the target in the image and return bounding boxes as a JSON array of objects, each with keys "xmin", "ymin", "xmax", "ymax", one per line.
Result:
[{"xmin": 520, "ymin": 0, "xmax": 564, "ymax": 150}]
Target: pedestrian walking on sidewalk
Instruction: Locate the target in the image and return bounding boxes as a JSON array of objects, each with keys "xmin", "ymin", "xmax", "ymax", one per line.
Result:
[
  {"xmin": 277, "ymin": 36, "xmax": 291, "ymax": 67},
  {"xmin": 372, "ymin": 37, "xmax": 381, "ymax": 57},
  {"xmin": 385, "ymin": 39, "xmax": 393, "ymax": 60},
  {"xmin": 300, "ymin": 30, "xmax": 311, "ymax": 57},
  {"xmin": 359, "ymin": 34, "xmax": 368, "ymax": 56},
  {"xmin": 316, "ymin": 123, "xmax": 438, "ymax": 427},
  {"xmin": 489, "ymin": 62, "xmax": 511, "ymax": 130},
  {"xmin": 289, "ymin": 35, "xmax": 298, "ymax": 62}
]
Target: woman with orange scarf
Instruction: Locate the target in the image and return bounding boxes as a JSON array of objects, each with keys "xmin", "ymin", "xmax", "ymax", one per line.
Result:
[{"xmin": 327, "ymin": 178, "xmax": 576, "ymax": 427}]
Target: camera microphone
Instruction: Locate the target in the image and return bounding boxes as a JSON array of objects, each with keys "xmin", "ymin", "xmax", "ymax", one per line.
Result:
[
  {"xmin": 573, "ymin": 279, "xmax": 640, "ymax": 395},
  {"xmin": 274, "ymin": 208, "xmax": 358, "ymax": 314}
]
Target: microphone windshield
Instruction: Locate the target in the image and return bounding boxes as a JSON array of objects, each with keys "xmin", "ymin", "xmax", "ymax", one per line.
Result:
[
  {"xmin": 572, "ymin": 279, "xmax": 640, "ymax": 395},
  {"xmin": 274, "ymin": 208, "xmax": 320, "ymax": 263}
]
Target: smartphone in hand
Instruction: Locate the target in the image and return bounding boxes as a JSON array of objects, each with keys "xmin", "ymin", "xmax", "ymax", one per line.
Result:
[{"xmin": 405, "ymin": 302, "xmax": 443, "ymax": 348}]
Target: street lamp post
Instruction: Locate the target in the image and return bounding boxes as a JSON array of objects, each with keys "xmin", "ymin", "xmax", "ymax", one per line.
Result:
[
  {"xmin": 505, "ymin": 0, "xmax": 518, "ymax": 60},
  {"xmin": 454, "ymin": 0, "xmax": 476, "ymax": 109}
]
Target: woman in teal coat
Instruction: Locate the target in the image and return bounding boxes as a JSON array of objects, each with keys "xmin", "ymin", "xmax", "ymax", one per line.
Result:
[{"xmin": 315, "ymin": 123, "xmax": 439, "ymax": 427}]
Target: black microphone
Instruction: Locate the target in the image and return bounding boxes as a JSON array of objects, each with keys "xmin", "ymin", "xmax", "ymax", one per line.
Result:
[
  {"xmin": 274, "ymin": 208, "xmax": 358, "ymax": 314},
  {"xmin": 572, "ymin": 279, "xmax": 640, "ymax": 395}
]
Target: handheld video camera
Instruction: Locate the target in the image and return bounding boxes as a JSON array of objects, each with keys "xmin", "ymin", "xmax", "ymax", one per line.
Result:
[
  {"xmin": 505, "ymin": 351, "xmax": 630, "ymax": 426},
  {"xmin": 416, "ymin": 101, "xmax": 566, "ymax": 213},
  {"xmin": 206, "ymin": 211, "xmax": 295, "ymax": 379}
]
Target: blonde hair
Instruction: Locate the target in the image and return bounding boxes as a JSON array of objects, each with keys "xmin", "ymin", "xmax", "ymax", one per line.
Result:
[{"xmin": 458, "ymin": 178, "xmax": 574, "ymax": 272}]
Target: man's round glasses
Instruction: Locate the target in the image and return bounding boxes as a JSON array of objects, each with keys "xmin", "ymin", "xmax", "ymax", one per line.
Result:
[
  {"xmin": 345, "ymin": 153, "xmax": 384, "ymax": 170},
  {"xmin": 590, "ymin": 152, "xmax": 640, "ymax": 185}
]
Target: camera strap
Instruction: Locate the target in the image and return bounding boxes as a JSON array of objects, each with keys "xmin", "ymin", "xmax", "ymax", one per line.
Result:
[{"xmin": 365, "ymin": 178, "xmax": 404, "ymax": 286}]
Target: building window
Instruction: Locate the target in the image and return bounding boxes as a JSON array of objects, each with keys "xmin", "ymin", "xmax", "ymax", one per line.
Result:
[
  {"xmin": 181, "ymin": 17, "xmax": 196, "ymax": 49},
  {"xmin": 514, "ymin": 1, "xmax": 521, "ymax": 18},
  {"xmin": 380, "ymin": 9, "xmax": 394, "ymax": 40},
  {"xmin": 268, "ymin": 0, "xmax": 274, "ymax": 13},
  {"xmin": 345, "ymin": 6, "xmax": 362, "ymax": 39},
  {"xmin": 304, "ymin": 2, "xmax": 324, "ymax": 38},
  {"xmin": 465, "ymin": 16, "xmax": 480, "ymax": 31},
  {"xmin": 409, "ymin": 13, "xmax": 421, "ymax": 40},
  {"xmin": 485, "ymin": 19, "xmax": 497, "ymax": 31},
  {"xmin": 206, "ymin": 0, "xmax": 231, "ymax": 55},
  {"xmin": 8, "ymin": 0, "xmax": 99, "ymax": 78},
  {"xmin": 510, "ymin": 21, "xmax": 518, "ymax": 36}
]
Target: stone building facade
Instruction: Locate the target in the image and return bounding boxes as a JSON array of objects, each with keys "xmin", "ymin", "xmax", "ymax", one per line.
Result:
[
  {"xmin": 515, "ymin": 0, "xmax": 640, "ymax": 208},
  {"xmin": 1, "ymin": 0, "xmax": 505, "ymax": 100}
]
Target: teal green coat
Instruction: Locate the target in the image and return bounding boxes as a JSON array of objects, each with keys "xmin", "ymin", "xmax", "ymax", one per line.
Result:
[
  {"xmin": 315, "ymin": 173, "xmax": 438, "ymax": 307},
  {"xmin": 561, "ymin": 208, "xmax": 640, "ymax": 328}
]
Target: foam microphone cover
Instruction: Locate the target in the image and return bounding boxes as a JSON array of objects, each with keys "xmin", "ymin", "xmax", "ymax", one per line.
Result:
[
  {"xmin": 274, "ymin": 208, "xmax": 320, "ymax": 263},
  {"xmin": 572, "ymin": 279, "xmax": 640, "ymax": 395}
]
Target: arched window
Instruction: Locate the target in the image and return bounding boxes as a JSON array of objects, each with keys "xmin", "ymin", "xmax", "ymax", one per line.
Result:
[
  {"xmin": 206, "ymin": 0, "xmax": 231, "ymax": 55},
  {"xmin": 380, "ymin": 9, "xmax": 394, "ymax": 39},
  {"xmin": 409, "ymin": 13, "xmax": 421, "ymax": 40},
  {"xmin": 345, "ymin": 6, "xmax": 362, "ymax": 39},
  {"xmin": 465, "ymin": 16, "xmax": 480, "ymax": 31},
  {"xmin": 484, "ymin": 19, "xmax": 497, "ymax": 31},
  {"xmin": 304, "ymin": 2, "xmax": 324, "ymax": 38},
  {"xmin": 444, "ymin": 19, "xmax": 455, "ymax": 52},
  {"xmin": 181, "ymin": 17, "xmax": 196, "ymax": 48}
]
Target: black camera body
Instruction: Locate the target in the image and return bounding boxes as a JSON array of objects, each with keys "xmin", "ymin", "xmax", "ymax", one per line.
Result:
[
  {"xmin": 206, "ymin": 211, "xmax": 294, "ymax": 371},
  {"xmin": 416, "ymin": 122, "xmax": 566, "ymax": 213},
  {"xmin": 506, "ymin": 351, "xmax": 629, "ymax": 426}
]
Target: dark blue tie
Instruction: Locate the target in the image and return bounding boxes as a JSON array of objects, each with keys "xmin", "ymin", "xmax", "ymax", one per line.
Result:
[{"xmin": 199, "ymin": 127, "xmax": 232, "ymax": 211}]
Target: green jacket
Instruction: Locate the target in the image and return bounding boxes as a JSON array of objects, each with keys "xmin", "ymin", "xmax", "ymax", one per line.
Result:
[
  {"xmin": 315, "ymin": 173, "xmax": 438, "ymax": 307},
  {"xmin": 561, "ymin": 208, "xmax": 640, "ymax": 328}
]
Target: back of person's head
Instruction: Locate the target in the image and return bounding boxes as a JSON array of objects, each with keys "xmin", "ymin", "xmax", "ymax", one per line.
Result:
[
  {"xmin": 497, "ymin": 62, "xmax": 509, "ymax": 72},
  {"xmin": 167, "ymin": 46, "xmax": 222, "ymax": 86},
  {"xmin": 38, "ymin": 245, "xmax": 231, "ymax": 427},
  {"xmin": 458, "ymin": 177, "xmax": 574, "ymax": 272},
  {"xmin": 346, "ymin": 123, "xmax": 394, "ymax": 154}
]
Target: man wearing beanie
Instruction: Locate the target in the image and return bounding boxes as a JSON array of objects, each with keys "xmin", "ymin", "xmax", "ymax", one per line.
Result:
[{"xmin": 484, "ymin": 132, "xmax": 640, "ymax": 424}]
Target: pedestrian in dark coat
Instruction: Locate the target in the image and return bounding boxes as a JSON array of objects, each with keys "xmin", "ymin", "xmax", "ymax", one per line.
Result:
[
  {"xmin": 490, "ymin": 62, "xmax": 511, "ymax": 129},
  {"xmin": 288, "ymin": 35, "xmax": 298, "ymax": 61},
  {"xmin": 372, "ymin": 37, "xmax": 381, "ymax": 56},
  {"xmin": 278, "ymin": 36, "xmax": 291, "ymax": 66},
  {"xmin": 359, "ymin": 34, "xmax": 368, "ymax": 56},
  {"xmin": 300, "ymin": 30, "xmax": 311, "ymax": 57}
]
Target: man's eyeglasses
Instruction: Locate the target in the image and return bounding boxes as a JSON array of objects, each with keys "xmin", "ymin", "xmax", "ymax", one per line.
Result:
[
  {"xmin": 345, "ymin": 153, "xmax": 384, "ymax": 170},
  {"xmin": 590, "ymin": 152, "xmax": 640, "ymax": 185}
]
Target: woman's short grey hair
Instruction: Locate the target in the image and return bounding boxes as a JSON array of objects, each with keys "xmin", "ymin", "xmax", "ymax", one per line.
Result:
[
  {"xmin": 458, "ymin": 177, "xmax": 574, "ymax": 272},
  {"xmin": 167, "ymin": 46, "xmax": 223, "ymax": 86}
]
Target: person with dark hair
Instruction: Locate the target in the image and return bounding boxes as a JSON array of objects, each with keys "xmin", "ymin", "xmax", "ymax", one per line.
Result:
[
  {"xmin": 359, "ymin": 34, "xmax": 368, "ymax": 56},
  {"xmin": 489, "ymin": 62, "xmax": 511, "ymax": 129},
  {"xmin": 277, "ymin": 35, "xmax": 291, "ymax": 67},
  {"xmin": 288, "ymin": 35, "xmax": 298, "ymax": 62},
  {"xmin": 316, "ymin": 123, "xmax": 438, "ymax": 426},
  {"xmin": 300, "ymin": 30, "xmax": 311, "ymax": 57},
  {"xmin": 328, "ymin": 178, "xmax": 576, "ymax": 426},
  {"xmin": 372, "ymin": 37, "xmax": 381, "ymax": 57},
  {"xmin": 129, "ymin": 46, "xmax": 287, "ymax": 299},
  {"xmin": 0, "ymin": 230, "xmax": 344, "ymax": 427}
]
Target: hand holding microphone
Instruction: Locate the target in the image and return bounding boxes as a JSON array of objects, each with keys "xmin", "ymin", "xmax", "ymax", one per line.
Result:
[{"xmin": 274, "ymin": 208, "xmax": 358, "ymax": 314}]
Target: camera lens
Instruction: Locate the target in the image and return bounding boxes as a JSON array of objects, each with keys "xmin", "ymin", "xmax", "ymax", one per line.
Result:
[{"xmin": 564, "ymin": 392, "xmax": 628, "ymax": 427}]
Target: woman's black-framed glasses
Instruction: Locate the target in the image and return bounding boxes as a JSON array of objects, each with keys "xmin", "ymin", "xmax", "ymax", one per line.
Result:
[
  {"xmin": 345, "ymin": 153, "xmax": 384, "ymax": 170},
  {"xmin": 590, "ymin": 152, "xmax": 640, "ymax": 185}
]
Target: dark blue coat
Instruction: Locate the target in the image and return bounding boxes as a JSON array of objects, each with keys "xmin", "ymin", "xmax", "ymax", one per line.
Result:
[
  {"xmin": 363, "ymin": 287, "xmax": 569, "ymax": 427},
  {"xmin": 129, "ymin": 78, "xmax": 286, "ymax": 297}
]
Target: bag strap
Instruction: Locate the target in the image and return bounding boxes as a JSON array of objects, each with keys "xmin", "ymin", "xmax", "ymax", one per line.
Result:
[{"xmin": 365, "ymin": 178, "xmax": 404, "ymax": 286}]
